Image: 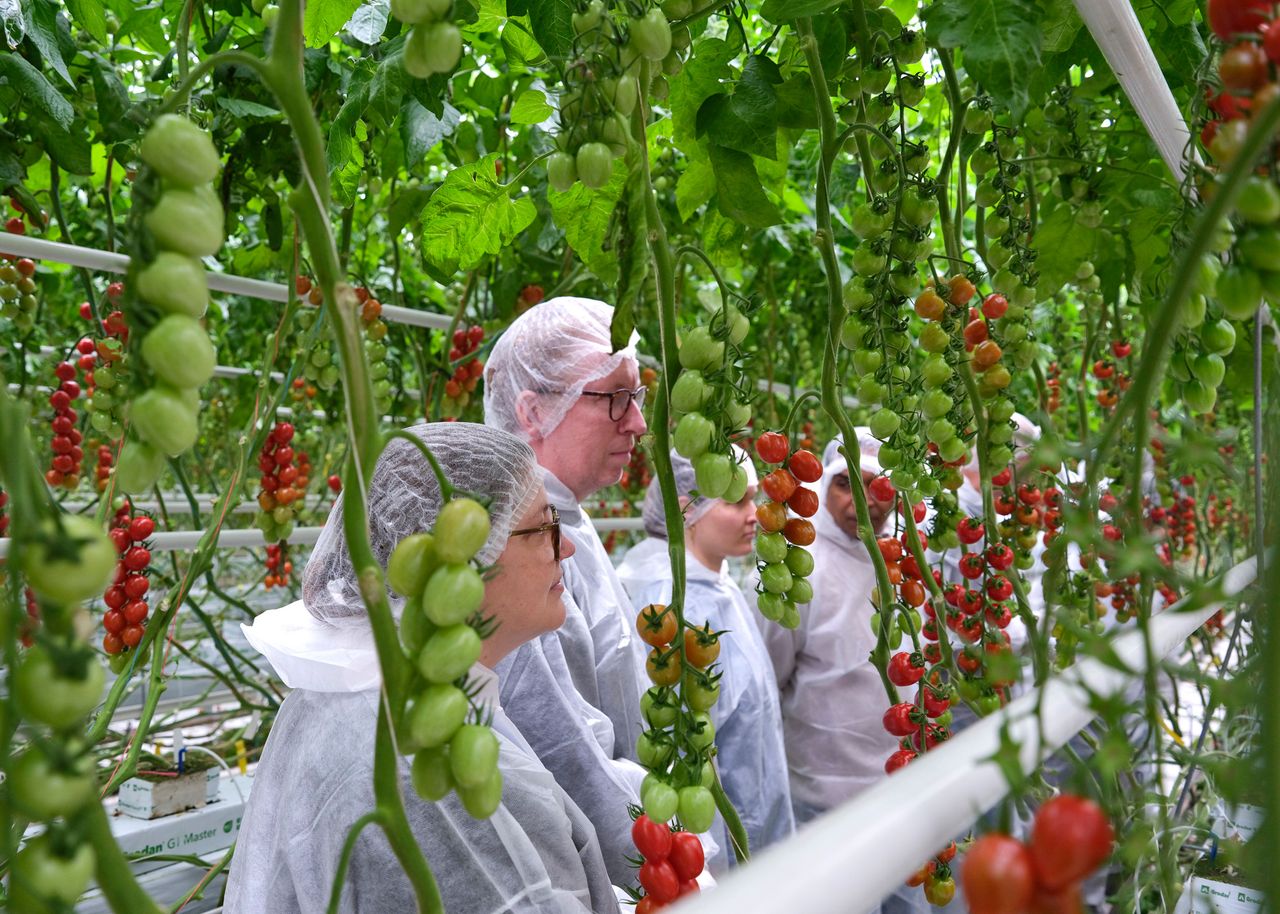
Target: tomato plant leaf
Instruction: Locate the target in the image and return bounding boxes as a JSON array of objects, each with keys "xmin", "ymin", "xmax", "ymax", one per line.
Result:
[
  {"xmin": 668, "ymin": 33, "xmax": 742, "ymax": 145},
  {"xmin": 216, "ymin": 98, "xmax": 282, "ymax": 119},
  {"xmin": 923, "ymin": 0, "xmax": 1042, "ymax": 117},
  {"xmin": 90, "ymin": 55, "xmax": 139, "ymax": 144},
  {"xmin": 401, "ymin": 98, "xmax": 461, "ymax": 163},
  {"xmin": 499, "ymin": 20, "xmax": 544, "ymax": 67},
  {"xmin": 707, "ymin": 144, "xmax": 781, "ymax": 229},
  {"xmin": 387, "ymin": 185, "xmax": 435, "ymax": 235},
  {"xmin": 548, "ymin": 156, "xmax": 626, "ymax": 284},
  {"xmin": 22, "ymin": 0, "xmax": 72, "ymax": 86},
  {"xmin": 612, "ymin": 154, "xmax": 651, "ymax": 348},
  {"xmin": 346, "ymin": 0, "xmax": 390, "ymax": 45},
  {"xmin": 1032, "ymin": 203, "xmax": 1099, "ymax": 295},
  {"xmin": 676, "ymin": 149, "xmax": 715, "ymax": 222},
  {"xmin": 304, "ymin": 0, "xmax": 364, "ymax": 47},
  {"xmin": 758, "ymin": 0, "xmax": 842, "ymax": 22},
  {"xmin": 0, "ymin": 51, "xmax": 72, "ymax": 129},
  {"xmin": 509, "ymin": 88, "xmax": 555, "ymax": 125},
  {"xmin": 419, "ymin": 153, "xmax": 538, "ymax": 275},
  {"xmin": 61, "ymin": 0, "xmax": 105, "ymax": 43},
  {"xmin": 519, "ymin": 0, "xmax": 574, "ymax": 61},
  {"xmin": 695, "ymin": 55, "xmax": 781, "ymax": 160}
]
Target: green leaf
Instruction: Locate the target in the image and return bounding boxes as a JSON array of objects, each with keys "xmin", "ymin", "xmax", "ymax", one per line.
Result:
[
  {"xmin": 62, "ymin": 0, "xmax": 106, "ymax": 42},
  {"xmin": 419, "ymin": 153, "xmax": 538, "ymax": 275},
  {"xmin": 612, "ymin": 159, "xmax": 650, "ymax": 351},
  {"xmin": 509, "ymin": 88, "xmax": 555, "ymax": 124},
  {"xmin": 327, "ymin": 66, "xmax": 373, "ymax": 172},
  {"xmin": 548, "ymin": 157, "xmax": 626, "ymax": 283},
  {"xmin": 521, "ymin": 0, "xmax": 574, "ymax": 61},
  {"xmin": 676, "ymin": 151, "xmax": 715, "ymax": 222},
  {"xmin": 401, "ymin": 98, "xmax": 461, "ymax": 164},
  {"xmin": 346, "ymin": 0, "xmax": 390, "ymax": 44},
  {"xmin": 1038, "ymin": 0, "xmax": 1080, "ymax": 54},
  {"xmin": 0, "ymin": 52, "xmax": 73, "ymax": 129},
  {"xmin": 759, "ymin": 0, "xmax": 841, "ymax": 22},
  {"xmin": 668, "ymin": 33, "xmax": 742, "ymax": 145},
  {"xmin": 216, "ymin": 97, "xmax": 281, "ymax": 118},
  {"xmin": 708, "ymin": 144, "xmax": 781, "ymax": 229},
  {"xmin": 1032, "ymin": 203, "xmax": 1099, "ymax": 294},
  {"xmin": 695, "ymin": 55, "xmax": 780, "ymax": 160},
  {"xmin": 90, "ymin": 54, "xmax": 138, "ymax": 144},
  {"xmin": 499, "ymin": 19, "xmax": 544, "ymax": 67},
  {"xmin": 23, "ymin": 0, "xmax": 72, "ymax": 86},
  {"xmin": 924, "ymin": 0, "xmax": 1042, "ymax": 117},
  {"xmin": 304, "ymin": 0, "xmax": 364, "ymax": 47},
  {"xmin": 775, "ymin": 75, "xmax": 820, "ymax": 130},
  {"xmin": 387, "ymin": 185, "xmax": 435, "ymax": 234}
]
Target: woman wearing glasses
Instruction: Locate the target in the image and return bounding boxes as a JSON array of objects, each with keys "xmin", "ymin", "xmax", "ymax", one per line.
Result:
[
  {"xmin": 617, "ymin": 451, "xmax": 795, "ymax": 865},
  {"xmin": 226, "ymin": 423, "xmax": 621, "ymax": 914},
  {"xmin": 483, "ymin": 296, "xmax": 667, "ymax": 884}
]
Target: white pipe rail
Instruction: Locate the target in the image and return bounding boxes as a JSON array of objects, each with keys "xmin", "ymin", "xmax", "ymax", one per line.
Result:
[
  {"xmin": 1071, "ymin": 0, "xmax": 1195, "ymax": 182},
  {"xmin": 0, "ymin": 234, "xmax": 454, "ymax": 330},
  {"xmin": 673, "ymin": 555, "xmax": 1259, "ymax": 914}
]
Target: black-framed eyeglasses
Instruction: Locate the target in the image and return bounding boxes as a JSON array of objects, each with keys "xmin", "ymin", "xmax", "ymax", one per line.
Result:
[
  {"xmin": 580, "ymin": 386, "xmax": 647, "ymax": 421},
  {"xmin": 510, "ymin": 504, "xmax": 562, "ymax": 561}
]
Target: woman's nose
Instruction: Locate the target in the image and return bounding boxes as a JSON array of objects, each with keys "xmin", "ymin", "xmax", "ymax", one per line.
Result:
[{"xmin": 560, "ymin": 534, "xmax": 577, "ymax": 560}]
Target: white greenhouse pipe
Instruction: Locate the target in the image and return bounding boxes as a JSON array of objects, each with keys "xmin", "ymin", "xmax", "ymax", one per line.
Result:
[
  {"xmin": 0, "ymin": 525, "xmax": 325, "ymax": 558},
  {"xmin": 0, "ymin": 234, "xmax": 453, "ymax": 330},
  {"xmin": 673, "ymin": 555, "xmax": 1259, "ymax": 914},
  {"xmin": 1072, "ymin": 0, "xmax": 1196, "ymax": 182}
]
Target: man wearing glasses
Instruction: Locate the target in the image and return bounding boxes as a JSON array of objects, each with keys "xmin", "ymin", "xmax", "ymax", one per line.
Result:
[{"xmin": 482, "ymin": 296, "xmax": 658, "ymax": 883}]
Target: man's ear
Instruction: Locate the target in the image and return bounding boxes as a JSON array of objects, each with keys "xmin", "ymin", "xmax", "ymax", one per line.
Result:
[{"xmin": 514, "ymin": 390, "xmax": 544, "ymax": 440}]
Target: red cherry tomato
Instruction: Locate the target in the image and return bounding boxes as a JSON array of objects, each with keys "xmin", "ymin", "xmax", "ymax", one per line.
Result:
[
  {"xmin": 761, "ymin": 468, "xmax": 799, "ymax": 503},
  {"xmin": 868, "ymin": 476, "xmax": 895, "ymax": 502},
  {"xmin": 631, "ymin": 814, "xmax": 672, "ymax": 861},
  {"xmin": 1028, "ymin": 795, "xmax": 1114, "ymax": 890},
  {"xmin": 786, "ymin": 486, "xmax": 819, "ymax": 518},
  {"xmin": 638, "ymin": 860, "xmax": 680, "ymax": 904},
  {"xmin": 787, "ymin": 449, "xmax": 822, "ymax": 483},
  {"xmin": 668, "ymin": 830, "xmax": 705, "ymax": 881},
  {"xmin": 754, "ymin": 431, "xmax": 790, "ymax": 465}
]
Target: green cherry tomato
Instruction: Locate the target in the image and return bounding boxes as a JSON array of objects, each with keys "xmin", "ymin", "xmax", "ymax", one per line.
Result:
[
  {"xmin": 114, "ymin": 439, "xmax": 166, "ymax": 493},
  {"xmin": 434, "ymin": 498, "xmax": 491, "ymax": 564},
  {"xmin": 1192, "ymin": 353, "xmax": 1226, "ymax": 388},
  {"xmin": 11, "ymin": 748, "xmax": 96, "ymax": 820},
  {"xmin": 130, "ymin": 384, "xmax": 198, "ymax": 457},
  {"xmin": 1184, "ymin": 380, "xmax": 1218, "ymax": 413},
  {"xmin": 678, "ymin": 326, "xmax": 725, "ymax": 371},
  {"xmin": 388, "ymin": 532, "xmax": 438, "ymax": 597},
  {"xmin": 1235, "ymin": 175, "xmax": 1280, "ymax": 224},
  {"xmin": 407, "ymin": 683, "xmax": 469, "ymax": 749},
  {"xmin": 1237, "ymin": 227, "xmax": 1280, "ymax": 273},
  {"xmin": 724, "ymin": 398, "xmax": 751, "ymax": 432},
  {"xmin": 400, "ymin": 597, "xmax": 436, "ymax": 655},
  {"xmin": 12, "ymin": 834, "xmax": 96, "ymax": 905},
  {"xmin": 404, "ymin": 22, "xmax": 463, "ymax": 78},
  {"xmin": 140, "ymin": 114, "xmax": 220, "ymax": 187},
  {"xmin": 145, "ymin": 186, "xmax": 224, "ymax": 257},
  {"xmin": 637, "ymin": 729, "xmax": 675, "ymax": 770},
  {"xmin": 1202, "ymin": 318, "xmax": 1237, "ymax": 355},
  {"xmin": 643, "ymin": 778, "xmax": 679, "ymax": 823},
  {"xmin": 760, "ymin": 562, "xmax": 794, "ymax": 595},
  {"xmin": 756, "ymin": 532, "xmax": 788, "ymax": 564},
  {"xmin": 457, "ymin": 768, "xmax": 503, "ymax": 818},
  {"xmin": 14, "ymin": 647, "xmax": 105, "ymax": 730},
  {"xmin": 694, "ymin": 451, "xmax": 732, "ymax": 499},
  {"xmin": 141, "ymin": 315, "xmax": 216, "ymax": 390},
  {"xmin": 671, "ymin": 370, "xmax": 711, "ymax": 413},
  {"xmin": 684, "ymin": 675, "xmax": 720, "ymax": 711},
  {"xmin": 411, "ymin": 746, "xmax": 455, "ymax": 801},
  {"xmin": 450, "ymin": 724, "xmax": 500, "ymax": 788},
  {"xmin": 136, "ymin": 252, "xmax": 209, "ymax": 318},
  {"xmin": 642, "ymin": 687, "xmax": 679, "ymax": 727},
  {"xmin": 422, "ymin": 563, "xmax": 485, "ymax": 626},
  {"xmin": 678, "ymin": 785, "xmax": 716, "ymax": 833},
  {"xmin": 630, "ymin": 8, "xmax": 673, "ymax": 60},
  {"xmin": 575, "ymin": 142, "xmax": 614, "ymax": 189},
  {"xmin": 787, "ymin": 577, "xmax": 814, "ymax": 604},
  {"xmin": 416, "ymin": 624, "xmax": 482, "ymax": 683},
  {"xmin": 673, "ymin": 412, "xmax": 715, "ymax": 459},
  {"xmin": 391, "ymin": 0, "xmax": 451, "ymax": 24},
  {"xmin": 689, "ymin": 711, "xmax": 716, "ymax": 750},
  {"xmin": 784, "ymin": 546, "xmax": 814, "ymax": 577},
  {"xmin": 547, "ymin": 151, "xmax": 577, "ymax": 192},
  {"xmin": 23, "ymin": 515, "xmax": 117, "ymax": 606},
  {"xmin": 920, "ymin": 323, "xmax": 950, "ymax": 353},
  {"xmin": 869, "ymin": 408, "xmax": 901, "ymax": 439},
  {"xmin": 1216, "ymin": 264, "xmax": 1263, "ymax": 321}
]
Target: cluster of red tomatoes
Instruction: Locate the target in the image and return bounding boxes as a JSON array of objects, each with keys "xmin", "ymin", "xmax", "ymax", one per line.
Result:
[
  {"xmin": 81, "ymin": 284, "xmax": 131, "ymax": 446},
  {"xmin": 960, "ymin": 794, "xmax": 1113, "ymax": 914},
  {"xmin": 101, "ymin": 506, "xmax": 155, "ymax": 656},
  {"xmin": 630, "ymin": 814, "xmax": 704, "ymax": 912},
  {"xmin": 905, "ymin": 840, "xmax": 958, "ymax": 906},
  {"xmin": 753, "ymin": 431, "xmax": 823, "ymax": 628},
  {"xmin": 1091, "ymin": 339, "xmax": 1133, "ymax": 410},
  {"xmin": 1200, "ymin": 0, "xmax": 1280, "ymax": 154},
  {"xmin": 255, "ymin": 422, "xmax": 310, "ymax": 549},
  {"xmin": 993, "ymin": 470, "xmax": 1063, "ymax": 552},
  {"xmin": 515, "ymin": 283, "xmax": 544, "ymax": 315},
  {"xmin": 1043, "ymin": 362, "xmax": 1062, "ymax": 414},
  {"xmin": 45, "ymin": 359, "xmax": 86, "ymax": 490},
  {"xmin": 263, "ymin": 543, "xmax": 293, "ymax": 590},
  {"xmin": 443, "ymin": 324, "xmax": 485, "ymax": 412}
]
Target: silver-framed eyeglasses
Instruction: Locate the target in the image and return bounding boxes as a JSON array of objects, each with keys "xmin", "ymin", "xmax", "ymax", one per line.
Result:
[{"xmin": 580, "ymin": 385, "xmax": 647, "ymax": 421}]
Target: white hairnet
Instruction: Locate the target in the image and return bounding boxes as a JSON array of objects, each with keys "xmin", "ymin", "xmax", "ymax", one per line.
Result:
[
  {"xmin": 641, "ymin": 449, "xmax": 758, "ymax": 538},
  {"xmin": 301, "ymin": 423, "xmax": 541, "ymax": 624},
  {"xmin": 816, "ymin": 429, "xmax": 881, "ymax": 546},
  {"xmin": 483, "ymin": 297, "xmax": 639, "ymax": 441}
]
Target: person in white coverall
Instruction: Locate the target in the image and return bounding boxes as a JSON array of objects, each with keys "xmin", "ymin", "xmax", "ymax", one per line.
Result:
[
  {"xmin": 617, "ymin": 451, "xmax": 795, "ymax": 864},
  {"xmin": 756, "ymin": 430, "xmax": 929, "ymax": 914},
  {"xmin": 225, "ymin": 424, "xmax": 620, "ymax": 914},
  {"xmin": 482, "ymin": 297, "xmax": 666, "ymax": 885}
]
